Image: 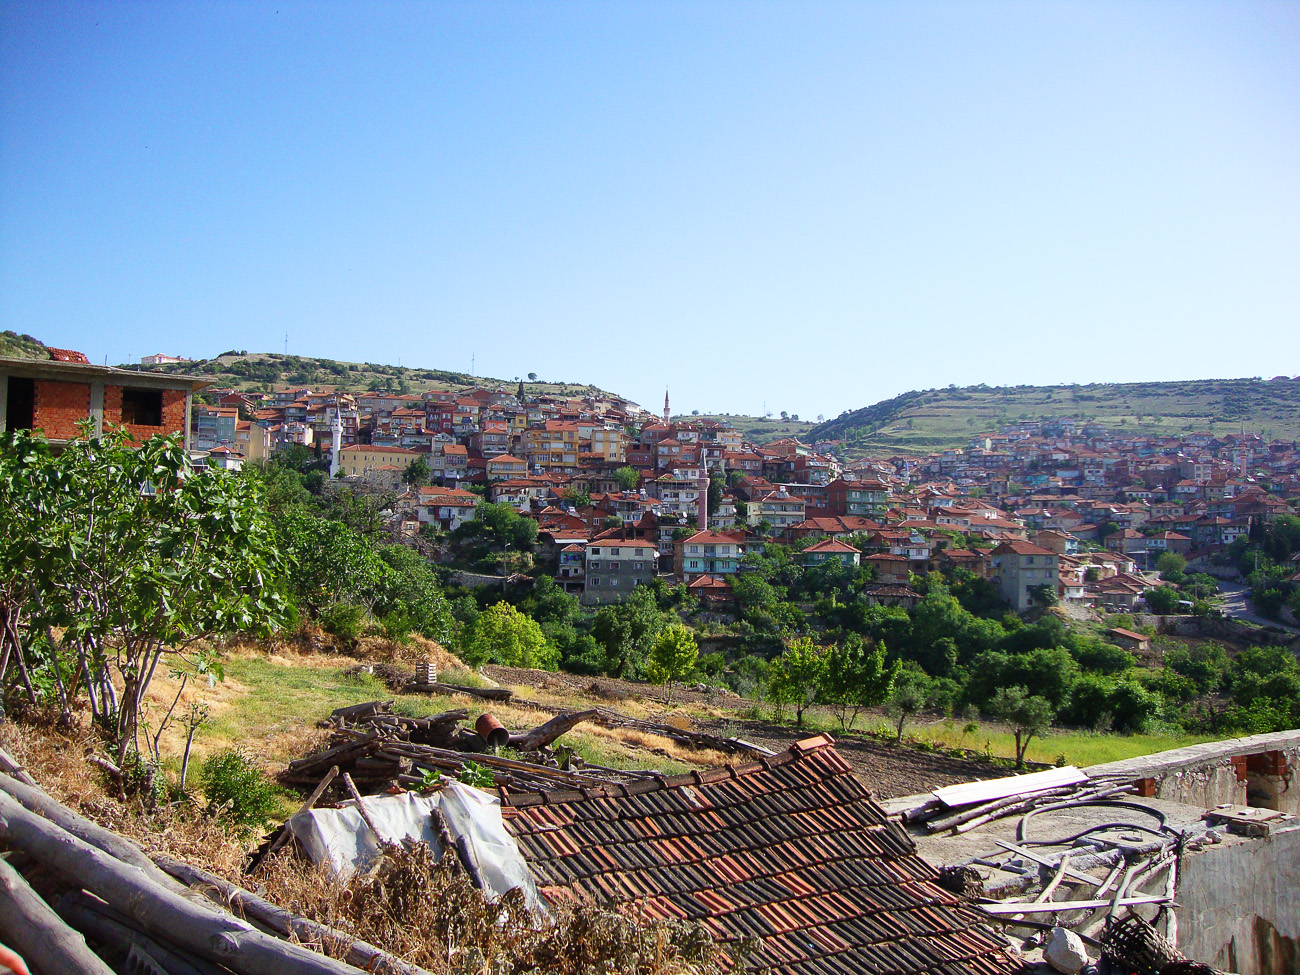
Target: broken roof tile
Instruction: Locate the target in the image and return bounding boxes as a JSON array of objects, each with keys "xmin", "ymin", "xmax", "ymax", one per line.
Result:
[{"xmin": 502, "ymin": 738, "xmax": 1019, "ymax": 974}]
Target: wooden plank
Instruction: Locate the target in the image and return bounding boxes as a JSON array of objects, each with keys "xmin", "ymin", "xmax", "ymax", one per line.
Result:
[
  {"xmin": 932, "ymin": 767, "xmax": 1088, "ymax": 808},
  {"xmin": 992, "ymin": 841, "xmax": 1101, "ymax": 887}
]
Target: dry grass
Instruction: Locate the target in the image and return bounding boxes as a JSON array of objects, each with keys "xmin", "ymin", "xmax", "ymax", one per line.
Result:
[
  {"xmin": 254, "ymin": 843, "xmax": 729, "ymax": 975},
  {"xmin": 0, "ymin": 717, "xmax": 726, "ymax": 975},
  {"xmin": 0, "ymin": 717, "xmax": 250, "ymax": 879}
]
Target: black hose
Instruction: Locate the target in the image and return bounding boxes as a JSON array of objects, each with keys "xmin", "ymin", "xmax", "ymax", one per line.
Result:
[{"xmin": 1016, "ymin": 799, "xmax": 1175, "ymax": 847}]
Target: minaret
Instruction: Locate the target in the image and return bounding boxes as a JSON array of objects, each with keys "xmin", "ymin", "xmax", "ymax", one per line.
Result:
[
  {"xmin": 663, "ymin": 389, "xmax": 671, "ymax": 424},
  {"xmin": 329, "ymin": 408, "xmax": 343, "ymax": 478}
]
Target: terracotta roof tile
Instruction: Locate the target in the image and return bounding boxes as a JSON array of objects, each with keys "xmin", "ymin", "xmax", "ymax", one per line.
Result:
[{"xmin": 502, "ymin": 738, "xmax": 1019, "ymax": 974}]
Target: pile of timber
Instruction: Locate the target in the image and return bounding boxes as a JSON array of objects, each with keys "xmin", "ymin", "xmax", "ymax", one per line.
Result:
[
  {"xmin": 0, "ymin": 749, "xmax": 428, "ymax": 975},
  {"xmin": 281, "ymin": 701, "xmax": 647, "ymax": 799},
  {"xmin": 899, "ymin": 767, "xmax": 1141, "ymax": 835}
]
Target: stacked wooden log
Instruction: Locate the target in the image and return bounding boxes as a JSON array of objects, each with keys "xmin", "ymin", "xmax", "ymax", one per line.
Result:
[
  {"xmin": 0, "ymin": 765, "xmax": 427, "ymax": 975},
  {"xmin": 280, "ymin": 701, "xmax": 638, "ymax": 801},
  {"xmin": 279, "ymin": 702, "xmax": 472, "ymax": 794}
]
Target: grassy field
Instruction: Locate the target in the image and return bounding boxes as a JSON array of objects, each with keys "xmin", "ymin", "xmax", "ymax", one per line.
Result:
[
  {"xmin": 183, "ymin": 651, "xmax": 1214, "ymax": 788},
  {"xmin": 810, "ymin": 377, "xmax": 1300, "ymax": 457},
  {"xmin": 188, "ymin": 653, "xmax": 711, "ymax": 776}
]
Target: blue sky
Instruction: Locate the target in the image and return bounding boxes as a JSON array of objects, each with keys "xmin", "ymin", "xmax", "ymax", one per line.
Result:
[{"xmin": 2, "ymin": 2, "xmax": 1297, "ymax": 420}]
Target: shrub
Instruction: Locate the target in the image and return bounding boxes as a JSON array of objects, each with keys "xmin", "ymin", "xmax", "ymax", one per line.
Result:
[
  {"xmin": 199, "ymin": 749, "xmax": 281, "ymax": 833},
  {"xmin": 319, "ymin": 602, "xmax": 366, "ymax": 642}
]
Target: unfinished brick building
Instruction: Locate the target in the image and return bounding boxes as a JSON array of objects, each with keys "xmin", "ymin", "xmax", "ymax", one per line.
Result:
[{"xmin": 0, "ymin": 351, "xmax": 207, "ymax": 447}]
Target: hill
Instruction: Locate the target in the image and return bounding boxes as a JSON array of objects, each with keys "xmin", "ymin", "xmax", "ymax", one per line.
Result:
[
  {"xmin": 116, "ymin": 351, "xmax": 628, "ymax": 404},
  {"xmin": 809, "ymin": 377, "xmax": 1300, "ymax": 457},
  {"xmin": 674, "ymin": 413, "xmax": 816, "ymax": 445},
  {"xmin": 0, "ymin": 330, "xmax": 51, "ymax": 360}
]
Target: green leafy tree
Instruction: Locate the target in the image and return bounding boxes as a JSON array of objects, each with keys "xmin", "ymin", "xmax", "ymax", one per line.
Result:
[
  {"xmin": 646, "ymin": 624, "xmax": 699, "ymax": 701},
  {"xmin": 767, "ymin": 638, "xmax": 827, "ymax": 728},
  {"xmin": 885, "ymin": 670, "xmax": 930, "ymax": 741},
  {"xmin": 821, "ymin": 637, "xmax": 899, "ymax": 731},
  {"xmin": 0, "ymin": 428, "xmax": 286, "ymax": 764},
  {"xmin": 561, "ymin": 488, "xmax": 591, "ymax": 509},
  {"xmin": 590, "ymin": 586, "xmax": 665, "ymax": 678},
  {"xmin": 988, "ymin": 685, "xmax": 1054, "ymax": 769},
  {"xmin": 613, "ymin": 466, "xmax": 640, "ymax": 492},
  {"xmin": 460, "ymin": 602, "xmax": 557, "ymax": 670},
  {"xmin": 1155, "ymin": 551, "xmax": 1186, "ymax": 580},
  {"xmin": 1144, "ymin": 585, "xmax": 1182, "ymax": 615},
  {"xmin": 403, "ymin": 455, "xmax": 432, "ymax": 488},
  {"xmin": 474, "ymin": 502, "xmax": 539, "ymax": 551}
]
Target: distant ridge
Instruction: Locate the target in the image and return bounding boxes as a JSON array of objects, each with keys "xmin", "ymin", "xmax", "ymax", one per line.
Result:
[
  {"xmin": 810, "ymin": 377, "xmax": 1300, "ymax": 457},
  {"xmin": 115, "ymin": 351, "xmax": 629, "ymax": 404}
]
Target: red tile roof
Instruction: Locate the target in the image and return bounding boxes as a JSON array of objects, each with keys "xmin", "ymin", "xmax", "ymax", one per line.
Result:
[{"xmin": 502, "ymin": 738, "xmax": 1019, "ymax": 975}]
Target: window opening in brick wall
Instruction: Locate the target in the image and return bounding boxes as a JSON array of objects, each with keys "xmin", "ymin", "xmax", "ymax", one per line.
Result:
[
  {"xmin": 121, "ymin": 387, "xmax": 163, "ymax": 426},
  {"xmin": 5, "ymin": 377, "xmax": 35, "ymax": 431}
]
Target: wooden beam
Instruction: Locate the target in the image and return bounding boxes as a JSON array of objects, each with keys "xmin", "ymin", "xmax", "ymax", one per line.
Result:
[
  {"xmin": 0, "ymin": 790, "xmax": 361, "ymax": 975},
  {"xmin": 0, "ymin": 855, "xmax": 116, "ymax": 975},
  {"xmin": 509, "ymin": 709, "xmax": 598, "ymax": 752},
  {"xmin": 0, "ymin": 771, "xmax": 188, "ymax": 898}
]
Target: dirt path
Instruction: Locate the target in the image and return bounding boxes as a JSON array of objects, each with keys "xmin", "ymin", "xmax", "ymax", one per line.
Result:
[{"xmin": 483, "ymin": 664, "xmax": 1005, "ymax": 799}]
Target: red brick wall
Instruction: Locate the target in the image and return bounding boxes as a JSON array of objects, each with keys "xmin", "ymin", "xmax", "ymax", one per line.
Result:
[
  {"xmin": 103, "ymin": 385, "xmax": 188, "ymax": 443},
  {"xmin": 32, "ymin": 380, "xmax": 91, "ymax": 440}
]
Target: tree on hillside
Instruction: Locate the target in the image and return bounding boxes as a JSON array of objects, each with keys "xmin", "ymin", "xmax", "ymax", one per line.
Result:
[
  {"xmin": 1155, "ymin": 551, "xmax": 1186, "ymax": 582},
  {"xmin": 460, "ymin": 602, "xmax": 557, "ymax": 670},
  {"xmin": 885, "ymin": 671, "xmax": 930, "ymax": 742},
  {"xmin": 474, "ymin": 501, "xmax": 539, "ymax": 551},
  {"xmin": 1144, "ymin": 585, "xmax": 1181, "ymax": 615},
  {"xmin": 614, "ymin": 466, "xmax": 640, "ymax": 492},
  {"xmin": 647, "ymin": 624, "xmax": 699, "ymax": 701},
  {"xmin": 0, "ymin": 428, "xmax": 286, "ymax": 765},
  {"xmin": 768, "ymin": 638, "xmax": 827, "ymax": 728},
  {"xmin": 821, "ymin": 636, "xmax": 899, "ymax": 732},
  {"xmin": 404, "ymin": 456, "xmax": 432, "ymax": 488},
  {"xmin": 591, "ymin": 586, "xmax": 666, "ymax": 678},
  {"xmin": 988, "ymin": 685, "xmax": 1054, "ymax": 769}
]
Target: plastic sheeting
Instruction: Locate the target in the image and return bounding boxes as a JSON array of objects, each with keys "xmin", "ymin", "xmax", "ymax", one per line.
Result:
[{"xmin": 289, "ymin": 780, "xmax": 544, "ymax": 914}]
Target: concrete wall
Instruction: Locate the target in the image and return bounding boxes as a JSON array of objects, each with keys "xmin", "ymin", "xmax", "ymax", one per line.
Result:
[
  {"xmin": 1088, "ymin": 731, "xmax": 1300, "ymax": 816},
  {"xmin": 1177, "ymin": 826, "xmax": 1300, "ymax": 975}
]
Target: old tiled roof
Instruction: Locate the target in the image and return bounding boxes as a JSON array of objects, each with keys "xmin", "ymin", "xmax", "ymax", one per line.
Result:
[{"xmin": 501, "ymin": 737, "xmax": 1020, "ymax": 975}]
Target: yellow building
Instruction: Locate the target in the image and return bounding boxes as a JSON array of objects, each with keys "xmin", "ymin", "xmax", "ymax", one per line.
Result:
[{"xmin": 337, "ymin": 444, "xmax": 420, "ymax": 476}]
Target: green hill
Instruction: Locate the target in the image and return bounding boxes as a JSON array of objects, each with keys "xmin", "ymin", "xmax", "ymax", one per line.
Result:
[
  {"xmin": 116, "ymin": 351, "xmax": 625, "ymax": 404},
  {"xmin": 0, "ymin": 331, "xmax": 51, "ymax": 360},
  {"xmin": 675, "ymin": 414, "xmax": 816, "ymax": 445},
  {"xmin": 810, "ymin": 377, "xmax": 1300, "ymax": 457}
]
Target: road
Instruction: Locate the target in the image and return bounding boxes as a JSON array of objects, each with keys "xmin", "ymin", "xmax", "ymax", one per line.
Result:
[{"xmin": 1216, "ymin": 580, "xmax": 1300, "ymax": 633}]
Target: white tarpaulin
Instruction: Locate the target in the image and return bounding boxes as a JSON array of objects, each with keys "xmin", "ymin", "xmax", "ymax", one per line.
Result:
[{"xmin": 289, "ymin": 780, "xmax": 544, "ymax": 913}]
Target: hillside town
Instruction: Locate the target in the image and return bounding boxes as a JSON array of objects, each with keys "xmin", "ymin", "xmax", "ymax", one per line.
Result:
[{"xmin": 188, "ymin": 378, "xmax": 1300, "ymax": 615}]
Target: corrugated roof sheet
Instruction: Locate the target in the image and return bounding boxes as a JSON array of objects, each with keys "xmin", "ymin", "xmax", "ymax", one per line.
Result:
[{"xmin": 502, "ymin": 737, "xmax": 1021, "ymax": 975}]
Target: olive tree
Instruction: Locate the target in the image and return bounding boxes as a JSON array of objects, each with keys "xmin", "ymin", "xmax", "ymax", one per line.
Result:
[
  {"xmin": 0, "ymin": 428, "xmax": 286, "ymax": 765},
  {"xmin": 989, "ymin": 685, "xmax": 1054, "ymax": 769}
]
